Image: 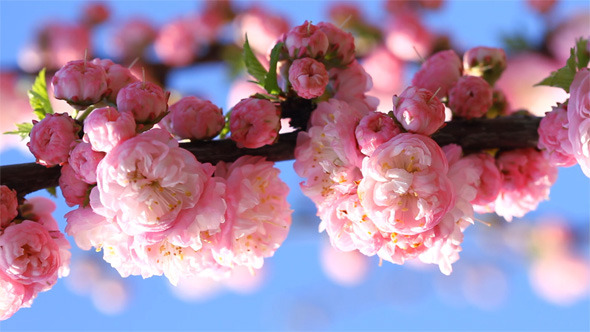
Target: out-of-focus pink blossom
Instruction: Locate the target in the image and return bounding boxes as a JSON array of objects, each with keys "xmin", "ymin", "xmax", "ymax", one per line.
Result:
[
  {"xmin": 0, "ymin": 272, "xmax": 28, "ymax": 321},
  {"xmin": 116, "ymin": 81, "xmax": 169, "ymax": 123},
  {"xmin": 530, "ymin": 253, "xmax": 590, "ymax": 305},
  {"xmin": 91, "ymin": 58, "xmax": 139, "ymax": 103},
  {"xmin": 95, "ymin": 129, "xmax": 209, "ymax": 238},
  {"xmin": 68, "ymin": 142, "xmax": 105, "ymax": 184},
  {"xmin": 0, "ymin": 72, "xmax": 36, "ymax": 152},
  {"xmin": 527, "ymin": 0, "xmax": 557, "ymax": 14},
  {"xmin": 463, "ymin": 46, "xmax": 507, "ymax": 85},
  {"xmin": 491, "ymin": 148, "xmax": 558, "ymax": 221},
  {"xmin": 284, "ymin": 21, "xmax": 329, "ymax": 59},
  {"xmin": 317, "ymin": 22, "xmax": 356, "ymax": 66},
  {"xmin": 385, "ymin": 12, "xmax": 433, "ymax": 62},
  {"xmin": 548, "ymin": 13, "xmax": 590, "ymax": 64},
  {"xmin": 229, "ymin": 98, "xmax": 280, "ymax": 148},
  {"xmin": 28, "ymin": 113, "xmax": 80, "ymax": 167},
  {"xmin": 154, "ymin": 19, "xmax": 197, "ymax": 67},
  {"xmin": 213, "ymin": 156, "xmax": 292, "ymax": 270},
  {"xmin": 1, "ymin": 186, "xmax": 18, "ymax": 228},
  {"xmin": 320, "ymin": 242, "xmax": 370, "ymax": 286},
  {"xmin": 82, "ymin": 2, "xmax": 110, "ymax": 26},
  {"xmin": 362, "ymin": 47, "xmax": 405, "ymax": 112},
  {"xmin": 289, "ymin": 58, "xmax": 329, "ymax": 99},
  {"xmin": 448, "ymin": 76, "xmax": 493, "ymax": 119},
  {"xmin": 52, "ymin": 60, "xmax": 108, "ymax": 106},
  {"xmin": 412, "ymin": 49, "xmax": 462, "ymax": 98},
  {"xmin": 358, "ymin": 133, "xmax": 454, "ymax": 235},
  {"xmin": 161, "ymin": 96, "xmax": 225, "ymax": 140},
  {"xmin": 538, "ymin": 103, "xmax": 577, "ymax": 167},
  {"xmin": 83, "ymin": 107, "xmax": 136, "ymax": 153},
  {"xmin": 567, "ymin": 68, "xmax": 590, "ymax": 177},
  {"xmin": 111, "ymin": 19, "xmax": 156, "ymax": 60},
  {"xmin": 235, "ymin": 7, "xmax": 290, "ymax": 56},
  {"xmin": 392, "ymin": 86, "xmax": 446, "ymax": 135},
  {"xmin": 496, "ymin": 53, "xmax": 567, "ymax": 116},
  {"xmin": 328, "ymin": 3, "xmax": 362, "ymax": 25},
  {"xmin": 355, "ymin": 112, "xmax": 401, "ymax": 156},
  {"xmin": 59, "ymin": 163, "xmax": 90, "ymax": 207}
]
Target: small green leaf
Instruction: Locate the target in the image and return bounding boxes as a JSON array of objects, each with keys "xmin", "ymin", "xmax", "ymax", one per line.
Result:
[
  {"xmin": 243, "ymin": 35, "xmax": 268, "ymax": 84},
  {"xmin": 219, "ymin": 111, "xmax": 232, "ymax": 140},
  {"xmin": 536, "ymin": 37, "xmax": 589, "ymax": 93},
  {"xmin": 28, "ymin": 68, "xmax": 54, "ymax": 120},
  {"xmin": 4, "ymin": 122, "xmax": 34, "ymax": 140},
  {"xmin": 46, "ymin": 187, "xmax": 57, "ymax": 198},
  {"xmin": 575, "ymin": 37, "xmax": 589, "ymax": 69},
  {"xmin": 264, "ymin": 42, "xmax": 284, "ymax": 95}
]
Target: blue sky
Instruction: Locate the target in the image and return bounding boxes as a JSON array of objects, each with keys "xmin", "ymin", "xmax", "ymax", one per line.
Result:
[{"xmin": 1, "ymin": 1, "xmax": 589, "ymax": 330}]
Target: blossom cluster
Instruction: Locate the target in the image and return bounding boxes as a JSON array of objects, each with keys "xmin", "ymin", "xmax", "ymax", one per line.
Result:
[{"xmin": 0, "ymin": 186, "xmax": 70, "ymax": 320}]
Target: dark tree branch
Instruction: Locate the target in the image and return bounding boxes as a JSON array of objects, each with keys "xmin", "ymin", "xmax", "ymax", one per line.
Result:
[{"xmin": 0, "ymin": 115, "xmax": 541, "ymax": 196}]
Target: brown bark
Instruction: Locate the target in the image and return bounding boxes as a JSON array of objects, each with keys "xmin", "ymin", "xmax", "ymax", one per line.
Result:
[{"xmin": 0, "ymin": 115, "xmax": 541, "ymax": 196}]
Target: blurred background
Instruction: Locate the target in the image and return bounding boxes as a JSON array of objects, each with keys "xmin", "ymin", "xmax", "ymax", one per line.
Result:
[{"xmin": 1, "ymin": 0, "xmax": 589, "ymax": 330}]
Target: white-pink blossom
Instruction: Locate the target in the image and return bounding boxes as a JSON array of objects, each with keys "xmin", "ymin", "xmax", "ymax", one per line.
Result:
[
  {"xmin": 538, "ymin": 103, "xmax": 577, "ymax": 167},
  {"xmin": 567, "ymin": 68, "xmax": 590, "ymax": 177},
  {"xmin": 229, "ymin": 98, "xmax": 280, "ymax": 149},
  {"xmin": 329, "ymin": 60, "xmax": 378, "ymax": 112},
  {"xmin": 392, "ymin": 86, "xmax": 446, "ymax": 135},
  {"xmin": 28, "ymin": 113, "xmax": 80, "ymax": 167},
  {"xmin": 412, "ymin": 49, "xmax": 463, "ymax": 98},
  {"xmin": 448, "ymin": 76, "xmax": 493, "ymax": 119},
  {"xmin": 284, "ymin": 21, "xmax": 329, "ymax": 59},
  {"xmin": 289, "ymin": 58, "xmax": 329, "ymax": 99},
  {"xmin": 116, "ymin": 81, "xmax": 169, "ymax": 123},
  {"xmin": 83, "ymin": 106, "xmax": 136, "ymax": 153},
  {"xmin": 0, "ymin": 272, "xmax": 28, "ymax": 320},
  {"xmin": 162, "ymin": 96, "xmax": 225, "ymax": 140},
  {"xmin": 52, "ymin": 60, "xmax": 108, "ymax": 106},
  {"xmin": 1, "ymin": 186, "xmax": 18, "ymax": 228}
]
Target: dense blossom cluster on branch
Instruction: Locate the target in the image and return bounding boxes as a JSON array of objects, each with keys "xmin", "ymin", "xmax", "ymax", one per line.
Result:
[{"xmin": 0, "ymin": 0, "xmax": 589, "ymax": 321}]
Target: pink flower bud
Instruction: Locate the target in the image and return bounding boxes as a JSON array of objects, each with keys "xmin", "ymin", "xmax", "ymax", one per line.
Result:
[
  {"xmin": 317, "ymin": 22, "xmax": 356, "ymax": 66},
  {"xmin": 116, "ymin": 81, "xmax": 169, "ymax": 123},
  {"xmin": 83, "ymin": 106, "xmax": 136, "ymax": 153},
  {"xmin": 82, "ymin": 2, "xmax": 110, "ymax": 26},
  {"xmin": 284, "ymin": 21, "xmax": 329, "ymax": 59},
  {"xmin": 112, "ymin": 19, "xmax": 157, "ymax": 60},
  {"xmin": 355, "ymin": 112, "xmax": 401, "ymax": 156},
  {"xmin": 28, "ymin": 113, "xmax": 80, "ymax": 167},
  {"xmin": 392, "ymin": 86, "xmax": 445, "ymax": 135},
  {"xmin": 59, "ymin": 163, "xmax": 90, "ymax": 207},
  {"xmin": 288, "ymin": 58, "xmax": 329, "ymax": 99},
  {"xmin": 567, "ymin": 68, "xmax": 590, "ymax": 177},
  {"xmin": 68, "ymin": 142, "xmax": 106, "ymax": 184},
  {"xmin": 230, "ymin": 98, "xmax": 280, "ymax": 148},
  {"xmin": 463, "ymin": 46, "xmax": 507, "ymax": 85},
  {"xmin": 52, "ymin": 60, "xmax": 108, "ymax": 106},
  {"xmin": 448, "ymin": 76, "xmax": 493, "ymax": 119},
  {"xmin": 91, "ymin": 58, "xmax": 139, "ymax": 102},
  {"xmin": 1, "ymin": 185, "xmax": 18, "ymax": 228},
  {"xmin": 162, "ymin": 96, "xmax": 225, "ymax": 140},
  {"xmin": 411, "ymin": 50, "xmax": 463, "ymax": 98}
]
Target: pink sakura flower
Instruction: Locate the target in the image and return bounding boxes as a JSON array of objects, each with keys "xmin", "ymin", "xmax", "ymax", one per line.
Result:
[
  {"xmin": 538, "ymin": 103, "xmax": 577, "ymax": 167},
  {"xmin": 330, "ymin": 60, "xmax": 379, "ymax": 112},
  {"xmin": 358, "ymin": 133, "xmax": 455, "ymax": 235},
  {"xmin": 95, "ymin": 129, "xmax": 210, "ymax": 238},
  {"xmin": 412, "ymin": 49, "xmax": 463, "ymax": 99},
  {"xmin": 116, "ymin": 81, "xmax": 169, "ymax": 124},
  {"xmin": 468, "ymin": 153, "xmax": 502, "ymax": 208},
  {"xmin": 0, "ymin": 272, "xmax": 28, "ymax": 320},
  {"xmin": 27, "ymin": 113, "xmax": 80, "ymax": 167},
  {"xmin": 212, "ymin": 156, "xmax": 292, "ymax": 270},
  {"xmin": 448, "ymin": 76, "xmax": 493, "ymax": 119},
  {"xmin": 52, "ymin": 60, "xmax": 108, "ymax": 106},
  {"xmin": 463, "ymin": 46, "xmax": 507, "ymax": 85},
  {"xmin": 229, "ymin": 98, "xmax": 280, "ymax": 149},
  {"xmin": 59, "ymin": 163, "xmax": 90, "ymax": 207},
  {"xmin": 111, "ymin": 19, "xmax": 157, "ymax": 60},
  {"xmin": 162, "ymin": 96, "xmax": 225, "ymax": 140},
  {"xmin": 317, "ymin": 22, "xmax": 356, "ymax": 66},
  {"xmin": 355, "ymin": 112, "xmax": 401, "ymax": 156},
  {"xmin": 491, "ymin": 148, "xmax": 558, "ymax": 221},
  {"xmin": 91, "ymin": 58, "xmax": 139, "ymax": 103},
  {"xmin": 392, "ymin": 86, "xmax": 446, "ymax": 135},
  {"xmin": 362, "ymin": 46, "xmax": 405, "ymax": 112},
  {"xmin": 1, "ymin": 185, "xmax": 18, "ymax": 228},
  {"xmin": 83, "ymin": 106, "xmax": 136, "ymax": 153},
  {"xmin": 567, "ymin": 68, "xmax": 590, "ymax": 177},
  {"xmin": 284, "ymin": 21, "xmax": 329, "ymax": 59},
  {"xmin": 235, "ymin": 7, "xmax": 290, "ymax": 56},
  {"xmin": 288, "ymin": 58, "xmax": 329, "ymax": 99},
  {"xmin": 385, "ymin": 11, "xmax": 433, "ymax": 62},
  {"xmin": 154, "ymin": 19, "xmax": 197, "ymax": 67},
  {"xmin": 68, "ymin": 142, "xmax": 105, "ymax": 184}
]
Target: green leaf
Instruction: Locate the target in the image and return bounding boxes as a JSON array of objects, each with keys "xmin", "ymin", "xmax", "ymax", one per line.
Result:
[
  {"xmin": 46, "ymin": 187, "xmax": 57, "ymax": 198},
  {"xmin": 243, "ymin": 35, "xmax": 268, "ymax": 84},
  {"xmin": 28, "ymin": 68, "xmax": 54, "ymax": 120},
  {"xmin": 536, "ymin": 37, "xmax": 589, "ymax": 93},
  {"xmin": 219, "ymin": 110, "xmax": 232, "ymax": 140},
  {"xmin": 4, "ymin": 122, "xmax": 34, "ymax": 140},
  {"xmin": 264, "ymin": 42, "xmax": 284, "ymax": 95},
  {"xmin": 575, "ymin": 37, "xmax": 589, "ymax": 69}
]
